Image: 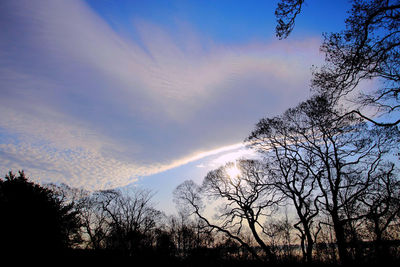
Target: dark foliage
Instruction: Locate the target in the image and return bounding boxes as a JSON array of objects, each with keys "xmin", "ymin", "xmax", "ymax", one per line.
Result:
[
  {"xmin": 275, "ymin": 0, "xmax": 304, "ymax": 39},
  {"xmin": 0, "ymin": 171, "xmax": 81, "ymax": 258}
]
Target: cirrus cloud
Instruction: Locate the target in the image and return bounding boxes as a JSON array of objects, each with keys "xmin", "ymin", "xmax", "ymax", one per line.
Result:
[{"xmin": 0, "ymin": 0, "xmax": 322, "ymax": 190}]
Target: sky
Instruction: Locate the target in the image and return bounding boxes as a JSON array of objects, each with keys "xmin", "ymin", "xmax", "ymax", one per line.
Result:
[{"xmin": 0, "ymin": 0, "xmax": 353, "ymax": 214}]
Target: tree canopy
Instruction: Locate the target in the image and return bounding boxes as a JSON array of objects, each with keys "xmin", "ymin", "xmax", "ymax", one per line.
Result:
[{"xmin": 0, "ymin": 171, "xmax": 81, "ymax": 257}]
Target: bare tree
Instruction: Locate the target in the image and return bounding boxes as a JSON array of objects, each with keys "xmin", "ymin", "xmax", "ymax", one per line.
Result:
[
  {"xmin": 275, "ymin": 0, "xmax": 400, "ymax": 125},
  {"xmin": 173, "ymin": 160, "xmax": 283, "ymax": 262},
  {"xmin": 248, "ymin": 95, "xmax": 398, "ymax": 264},
  {"xmin": 76, "ymin": 191, "xmax": 111, "ymax": 250},
  {"xmin": 173, "ymin": 179, "xmax": 264, "ymax": 261},
  {"xmin": 92, "ymin": 188, "xmax": 161, "ymax": 255},
  {"xmin": 312, "ymin": 0, "xmax": 400, "ymax": 126},
  {"xmin": 247, "ymin": 113, "xmax": 320, "ymax": 263}
]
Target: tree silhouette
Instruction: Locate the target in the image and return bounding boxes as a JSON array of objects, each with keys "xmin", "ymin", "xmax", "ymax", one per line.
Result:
[
  {"xmin": 247, "ymin": 122, "xmax": 320, "ymax": 263},
  {"xmin": 0, "ymin": 171, "xmax": 81, "ymax": 257},
  {"xmin": 91, "ymin": 188, "xmax": 162, "ymax": 256},
  {"xmin": 275, "ymin": 0, "xmax": 304, "ymax": 39},
  {"xmin": 248, "ymin": 95, "xmax": 399, "ymax": 264},
  {"xmin": 362, "ymin": 163, "xmax": 400, "ymax": 261},
  {"xmin": 174, "ymin": 160, "xmax": 283, "ymax": 263},
  {"xmin": 312, "ymin": 0, "xmax": 400, "ymax": 126},
  {"xmin": 76, "ymin": 190, "xmax": 111, "ymax": 250},
  {"xmin": 275, "ymin": 0, "xmax": 400, "ymax": 126}
]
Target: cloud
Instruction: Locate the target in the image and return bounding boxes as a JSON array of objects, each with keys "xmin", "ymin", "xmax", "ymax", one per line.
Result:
[
  {"xmin": 0, "ymin": 0, "xmax": 322, "ymax": 190},
  {"xmin": 192, "ymin": 145, "xmax": 261, "ymax": 170},
  {"xmin": 0, "ymin": 142, "xmax": 142, "ymax": 190},
  {"xmin": 209, "ymin": 148, "xmax": 261, "ymax": 168}
]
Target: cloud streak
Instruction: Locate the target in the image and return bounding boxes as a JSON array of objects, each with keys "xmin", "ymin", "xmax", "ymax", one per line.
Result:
[{"xmin": 0, "ymin": 0, "xmax": 322, "ymax": 190}]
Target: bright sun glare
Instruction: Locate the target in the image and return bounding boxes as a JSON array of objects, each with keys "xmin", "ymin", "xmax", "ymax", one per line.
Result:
[{"xmin": 226, "ymin": 164, "xmax": 241, "ymax": 179}]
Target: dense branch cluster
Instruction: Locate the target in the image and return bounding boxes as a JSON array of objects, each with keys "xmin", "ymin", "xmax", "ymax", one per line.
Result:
[{"xmin": 312, "ymin": 0, "xmax": 400, "ymax": 126}]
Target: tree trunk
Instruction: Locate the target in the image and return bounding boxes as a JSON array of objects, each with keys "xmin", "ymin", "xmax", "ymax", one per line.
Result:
[
  {"xmin": 305, "ymin": 230, "xmax": 314, "ymax": 263},
  {"xmin": 332, "ymin": 215, "xmax": 349, "ymax": 265},
  {"xmin": 248, "ymin": 220, "xmax": 276, "ymax": 263},
  {"xmin": 374, "ymin": 221, "xmax": 384, "ymax": 262}
]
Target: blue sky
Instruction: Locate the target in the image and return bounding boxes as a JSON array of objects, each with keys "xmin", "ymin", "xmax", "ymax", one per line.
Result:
[{"xmin": 0, "ymin": 0, "xmax": 352, "ymax": 214}]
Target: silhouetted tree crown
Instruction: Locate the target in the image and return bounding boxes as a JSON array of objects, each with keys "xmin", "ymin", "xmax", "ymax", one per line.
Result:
[
  {"xmin": 275, "ymin": 0, "xmax": 304, "ymax": 39},
  {"xmin": 0, "ymin": 171, "xmax": 80, "ymax": 256},
  {"xmin": 276, "ymin": 0, "xmax": 400, "ymax": 126}
]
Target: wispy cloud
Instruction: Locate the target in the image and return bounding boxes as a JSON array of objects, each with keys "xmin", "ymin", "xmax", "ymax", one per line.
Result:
[{"xmin": 0, "ymin": 0, "xmax": 322, "ymax": 190}]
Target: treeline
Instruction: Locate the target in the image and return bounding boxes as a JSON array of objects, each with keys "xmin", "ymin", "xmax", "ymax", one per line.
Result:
[
  {"xmin": 0, "ymin": 172, "xmax": 272, "ymax": 265},
  {"xmin": 0, "ymin": 165, "xmax": 399, "ymax": 266}
]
